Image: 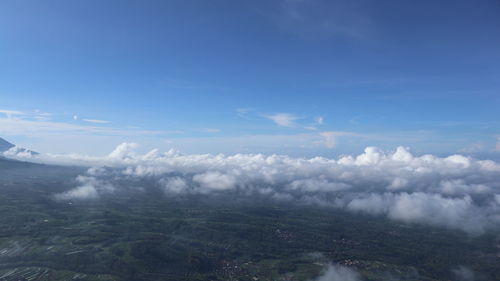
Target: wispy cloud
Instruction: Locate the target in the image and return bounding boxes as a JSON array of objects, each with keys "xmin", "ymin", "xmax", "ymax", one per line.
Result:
[
  {"xmin": 1, "ymin": 109, "xmax": 51, "ymax": 121},
  {"xmin": 264, "ymin": 112, "xmax": 327, "ymax": 131},
  {"xmin": 34, "ymin": 110, "xmax": 51, "ymax": 121},
  {"xmin": 82, "ymin": 118, "xmax": 111, "ymax": 124},
  {"xmin": 304, "ymin": 116, "xmax": 326, "ymax": 130},
  {"xmin": 201, "ymin": 128, "xmax": 221, "ymax": 133},
  {"xmin": 236, "ymin": 107, "xmax": 255, "ymax": 120},
  {"xmin": 0, "ymin": 115, "xmax": 162, "ymax": 137},
  {"xmin": 0, "ymin": 109, "xmax": 24, "ymax": 119},
  {"xmin": 319, "ymin": 131, "xmax": 353, "ymax": 148},
  {"xmin": 264, "ymin": 113, "xmax": 300, "ymax": 127}
]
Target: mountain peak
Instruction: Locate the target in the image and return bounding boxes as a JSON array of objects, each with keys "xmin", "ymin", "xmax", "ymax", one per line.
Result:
[
  {"xmin": 0, "ymin": 137, "xmax": 38, "ymax": 156},
  {"xmin": 0, "ymin": 137, "xmax": 15, "ymax": 152}
]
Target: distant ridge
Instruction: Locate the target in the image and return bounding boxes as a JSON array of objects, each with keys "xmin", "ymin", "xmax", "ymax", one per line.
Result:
[{"xmin": 0, "ymin": 137, "xmax": 38, "ymax": 156}]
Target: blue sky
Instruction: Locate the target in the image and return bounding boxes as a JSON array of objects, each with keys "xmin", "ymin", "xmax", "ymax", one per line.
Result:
[{"xmin": 0, "ymin": 0, "xmax": 499, "ymax": 157}]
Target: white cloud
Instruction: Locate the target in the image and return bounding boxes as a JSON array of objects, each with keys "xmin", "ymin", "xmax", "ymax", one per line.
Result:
[
  {"xmin": 201, "ymin": 128, "xmax": 221, "ymax": 133},
  {"xmin": 236, "ymin": 107, "xmax": 254, "ymax": 119},
  {"xmin": 33, "ymin": 110, "xmax": 51, "ymax": 121},
  {"xmin": 288, "ymin": 179, "xmax": 349, "ymax": 192},
  {"xmin": 439, "ymin": 179, "xmax": 490, "ymax": 195},
  {"xmin": 1, "ymin": 108, "xmax": 51, "ymax": 121},
  {"xmin": 193, "ymin": 171, "xmax": 236, "ymax": 191},
  {"xmin": 319, "ymin": 131, "xmax": 353, "ymax": 148},
  {"xmin": 0, "ymin": 109, "xmax": 24, "ymax": 119},
  {"xmin": 55, "ymin": 184, "xmax": 98, "ymax": 200},
  {"xmin": 0, "ymin": 115, "xmax": 163, "ymax": 138},
  {"xmin": 265, "ymin": 113, "xmax": 300, "ymax": 127},
  {"xmin": 452, "ymin": 266, "xmax": 475, "ymax": 281},
  {"xmin": 7, "ymin": 143, "xmax": 500, "ymax": 234},
  {"xmin": 319, "ymin": 132, "xmax": 338, "ymax": 148},
  {"xmin": 82, "ymin": 118, "xmax": 111, "ymax": 124},
  {"xmin": 313, "ymin": 264, "xmax": 362, "ymax": 281},
  {"xmin": 304, "ymin": 126, "xmax": 318, "ymax": 131},
  {"xmin": 108, "ymin": 142, "xmax": 138, "ymax": 159},
  {"xmin": 303, "ymin": 116, "xmax": 325, "ymax": 131},
  {"xmin": 347, "ymin": 192, "xmax": 485, "ymax": 233},
  {"xmin": 160, "ymin": 177, "xmax": 189, "ymax": 194},
  {"xmin": 54, "ymin": 175, "xmax": 114, "ymax": 200},
  {"xmin": 3, "ymin": 146, "xmax": 35, "ymax": 158}
]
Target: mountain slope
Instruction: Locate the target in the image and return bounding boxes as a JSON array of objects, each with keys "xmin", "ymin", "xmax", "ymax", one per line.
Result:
[
  {"xmin": 0, "ymin": 137, "xmax": 38, "ymax": 155},
  {"xmin": 0, "ymin": 137, "xmax": 15, "ymax": 152}
]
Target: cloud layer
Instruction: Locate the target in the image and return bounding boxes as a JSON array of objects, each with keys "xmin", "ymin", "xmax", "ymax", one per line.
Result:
[{"xmin": 5, "ymin": 143, "xmax": 500, "ymax": 234}]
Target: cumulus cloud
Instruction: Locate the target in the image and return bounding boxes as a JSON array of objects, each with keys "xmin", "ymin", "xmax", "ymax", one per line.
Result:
[
  {"xmin": 108, "ymin": 142, "xmax": 138, "ymax": 159},
  {"xmin": 6, "ymin": 143, "xmax": 500, "ymax": 234},
  {"xmin": 346, "ymin": 193, "xmax": 487, "ymax": 233},
  {"xmin": 160, "ymin": 177, "xmax": 189, "ymax": 194},
  {"xmin": 3, "ymin": 146, "xmax": 36, "ymax": 158},
  {"xmin": 54, "ymin": 175, "xmax": 114, "ymax": 200},
  {"xmin": 288, "ymin": 179, "xmax": 348, "ymax": 193},
  {"xmin": 193, "ymin": 171, "xmax": 236, "ymax": 191},
  {"xmin": 313, "ymin": 264, "xmax": 362, "ymax": 281}
]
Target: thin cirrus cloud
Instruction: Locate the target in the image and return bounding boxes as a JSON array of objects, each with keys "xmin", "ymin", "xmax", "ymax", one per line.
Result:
[
  {"xmin": 201, "ymin": 128, "xmax": 222, "ymax": 133},
  {"xmin": 82, "ymin": 118, "xmax": 111, "ymax": 124},
  {"xmin": 0, "ymin": 109, "xmax": 53, "ymax": 122},
  {"xmin": 0, "ymin": 109, "xmax": 24, "ymax": 119},
  {"xmin": 0, "ymin": 113, "xmax": 162, "ymax": 138},
  {"xmin": 263, "ymin": 112, "xmax": 325, "ymax": 131},
  {"xmin": 6, "ymin": 143, "xmax": 500, "ymax": 234}
]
